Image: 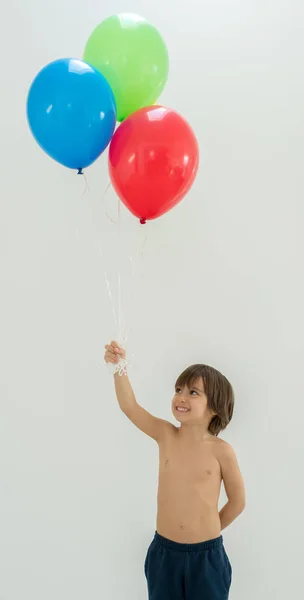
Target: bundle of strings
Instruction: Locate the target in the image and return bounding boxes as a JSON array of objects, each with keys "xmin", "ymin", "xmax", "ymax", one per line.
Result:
[
  {"xmin": 107, "ymin": 350, "xmax": 128, "ymax": 377},
  {"xmin": 86, "ymin": 179, "xmax": 147, "ymax": 377}
]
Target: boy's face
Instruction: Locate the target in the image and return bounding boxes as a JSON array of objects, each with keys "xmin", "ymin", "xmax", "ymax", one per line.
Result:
[{"xmin": 172, "ymin": 377, "xmax": 214, "ymax": 425}]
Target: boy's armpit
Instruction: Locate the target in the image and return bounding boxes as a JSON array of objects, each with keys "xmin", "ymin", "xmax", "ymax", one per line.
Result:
[{"xmin": 124, "ymin": 402, "xmax": 175, "ymax": 442}]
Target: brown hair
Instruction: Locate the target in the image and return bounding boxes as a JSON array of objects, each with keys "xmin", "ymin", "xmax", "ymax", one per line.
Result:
[{"xmin": 175, "ymin": 364, "xmax": 234, "ymax": 436}]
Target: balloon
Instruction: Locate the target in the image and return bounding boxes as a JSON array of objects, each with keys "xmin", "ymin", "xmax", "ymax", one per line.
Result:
[
  {"xmin": 83, "ymin": 14, "xmax": 169, "ymax": 122},
  {"xmin": 108, "ymin": 106, "xmax": 199, "ymax": 222},
  {"xmin": 27, "ymin": 58, "xmax": 116, "ymax": 170}
]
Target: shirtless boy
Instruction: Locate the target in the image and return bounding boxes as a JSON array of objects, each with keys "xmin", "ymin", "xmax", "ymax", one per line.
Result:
[{"xmin": 105, "ymin": 342, "xmax": 245, "ymax": 600}]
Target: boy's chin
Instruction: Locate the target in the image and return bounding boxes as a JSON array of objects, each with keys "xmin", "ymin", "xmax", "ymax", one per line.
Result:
[{"xmin": 173, "ymin": 411, "xmax": 191, "ymax": 423}]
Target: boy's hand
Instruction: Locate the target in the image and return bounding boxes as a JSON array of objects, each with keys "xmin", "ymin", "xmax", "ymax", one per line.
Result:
[
  {"xmin": 104, "ymin": 341, "xmax": 126, "ymax": 365},
  {"xmin": 106, "ymin": 341, "xmax": 173, "ymax": 442}
]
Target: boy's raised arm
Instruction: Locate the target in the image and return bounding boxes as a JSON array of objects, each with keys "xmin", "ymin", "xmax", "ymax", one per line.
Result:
[{"xmin": 105, "ymin": 342, "xmax": 173, "ymax": 442}]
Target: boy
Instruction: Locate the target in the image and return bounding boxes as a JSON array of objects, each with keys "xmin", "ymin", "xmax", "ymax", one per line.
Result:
[{"xmin": 104, "ymin": 341, "xmax": 245, "ymax": 600}]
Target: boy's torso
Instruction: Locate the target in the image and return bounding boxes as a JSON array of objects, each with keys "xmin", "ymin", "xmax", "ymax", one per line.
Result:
[{"xmin": 156, "ymin": 429, "xmax": 223, "ymax": 543}]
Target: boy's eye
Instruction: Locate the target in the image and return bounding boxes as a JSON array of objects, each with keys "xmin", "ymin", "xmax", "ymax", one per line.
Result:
[
  {"xmin": 190, "ymin": 390, "xmax": 198, "ymax": 395},
  {"xmin": 175, "ymin": 388, "xmax": 182, "ymax": 394}
]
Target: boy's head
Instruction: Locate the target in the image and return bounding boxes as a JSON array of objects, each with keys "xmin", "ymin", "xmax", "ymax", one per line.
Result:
[{"xmin": 172, "ymin": 364, "xmax": 234, "ymax": 436}]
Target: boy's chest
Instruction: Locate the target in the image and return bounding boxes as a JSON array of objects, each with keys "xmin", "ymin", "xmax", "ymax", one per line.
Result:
[{"xmin": 159, "ymin": 443, "xmax": 220, "ymax": 484}]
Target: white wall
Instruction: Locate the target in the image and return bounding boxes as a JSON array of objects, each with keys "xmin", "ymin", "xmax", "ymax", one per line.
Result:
[{"xmin": 1, "ymin": 1, "xmax": 304, "ymax": 599}]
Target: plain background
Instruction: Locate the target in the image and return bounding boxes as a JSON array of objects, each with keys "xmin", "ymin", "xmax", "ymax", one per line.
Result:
[{"xmin": 1, "ymin": 1, "xmax": 304, "ymax": 599}]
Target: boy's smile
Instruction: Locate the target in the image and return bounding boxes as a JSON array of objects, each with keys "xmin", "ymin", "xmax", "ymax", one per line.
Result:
[{"xmin": 172, "ymin": 377, "xmax": 209, "ymax": 423}]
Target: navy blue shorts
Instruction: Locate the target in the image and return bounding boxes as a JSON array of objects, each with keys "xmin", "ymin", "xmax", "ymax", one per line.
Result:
[{"xmin": 145, "ymin": 532, "xmax": 232, "ymax": 600}]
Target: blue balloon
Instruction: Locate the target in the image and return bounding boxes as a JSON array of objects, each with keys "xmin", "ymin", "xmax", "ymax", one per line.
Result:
[{"xmin": 27, "ymin": 58, "xmax": 116, "ymax": 170}]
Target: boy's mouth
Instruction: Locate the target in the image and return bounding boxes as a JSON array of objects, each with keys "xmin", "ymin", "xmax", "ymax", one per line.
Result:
[{"xmin": 175, "ymin": 406, "xmax": 190, "ymax": 413}]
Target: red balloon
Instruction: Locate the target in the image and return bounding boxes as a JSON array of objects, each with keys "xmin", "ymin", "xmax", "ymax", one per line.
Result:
[{"xmin": 108, "ymin": 106, "xmax": 199, "ymax": 222}]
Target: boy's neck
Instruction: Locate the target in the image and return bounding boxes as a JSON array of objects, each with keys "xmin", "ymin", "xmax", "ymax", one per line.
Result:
[{"xmin": 178, "ymin": 423, "xmax": 213, "ymax": 443}]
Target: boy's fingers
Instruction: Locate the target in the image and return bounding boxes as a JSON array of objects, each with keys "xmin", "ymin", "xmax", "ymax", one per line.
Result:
[
  {"xmin": 111, "ymin": 340, "xmax": 120, "ymax": 348},
  {"xmin": 110, "ymin": 342, "xmax": 125, "ymax": 355},
  {"xmin": 105, "ymin": 343, "xmax": 125, "ymax": 361},
  {"xmin": 105, "ymin": 352, "xmax": 118, "ymax": 363},
  {"xmin": 105, "ymin": 345, "xmax": 116, "ymax": 355}
]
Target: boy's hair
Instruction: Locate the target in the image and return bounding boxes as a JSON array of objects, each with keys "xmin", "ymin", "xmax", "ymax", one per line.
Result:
[{"xmin": 175, "ymin": 364, "xmax": 234, "ymax": 436}]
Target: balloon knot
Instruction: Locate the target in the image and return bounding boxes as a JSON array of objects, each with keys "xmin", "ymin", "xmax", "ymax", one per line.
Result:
[
  {"xmin": 140, "ymin": 218, "xmax": 146, "ymax": 225},
  {"xmin": 77, "ymin": 168, "xmax": 83, "ymax": 175}
]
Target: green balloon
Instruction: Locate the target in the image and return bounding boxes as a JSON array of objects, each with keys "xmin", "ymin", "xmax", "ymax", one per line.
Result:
[{"xmin": 83, "ymin": 13, "xmax": 169, "ymax": 122}]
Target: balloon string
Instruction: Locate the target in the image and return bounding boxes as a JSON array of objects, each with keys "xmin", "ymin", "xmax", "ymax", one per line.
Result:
[
  {"xmin": 103, "ymin": 182, "xmax": 125, "ymax": 343},
  {"xmin": 85, "ymin": 181, "xmax": 129, "ymax": 374},
  {"xmin": 117, "ymin": 192, "xmax": 123, "ymax": 343},
  {"xmin": 87, "ymin": 184, "xmax": 119, "ymax": 334},
  {"xmin": 77, "ymin": 168, "xmax": 90, "ymax": 196},
  {"xmin": 102, "ymin": 182, "xmax": 127, "ymax": 374},
  {"xmin": 102, "ymin": 247, "xmax": 119, "ymax": 334},
  {"xmin": 104, "ymin": 180, "xmax": 118, "ymax": 224},
  {"xmin": 103, "ymin": 183, "xmax": 147, "ymax": 352},
  {"xmin": 83, "ymin": 181, "xmax": 147, "ymax": 373},
  {"xmin": 122, "ymin": 224, "xmax": 148, "ymax": 343},
  {"xmin": 82, "ymin": 172, "xmax": 89, "ymax": 196},
  {"xmin": 85, "ymin": 181, "xmax": 147, "ymax": 373}
]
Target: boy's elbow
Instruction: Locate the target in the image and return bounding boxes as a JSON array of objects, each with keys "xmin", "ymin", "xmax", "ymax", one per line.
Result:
[
  {"xmin": 229, "ymin": 496, "xmax": 246, "ymax": 515},
  {"xmin": 236, "ymin": 497, "xmax": 246, "ymax": 514}
]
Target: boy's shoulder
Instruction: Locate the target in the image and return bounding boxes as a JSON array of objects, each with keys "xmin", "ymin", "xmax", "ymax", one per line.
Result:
[
  {"xmin": 210, "ymin": 437, "xmax": 237, "ymax": 460},
  {"xmin": 212, "ymin": 437, "xmax": 232, "ymax": 448}
]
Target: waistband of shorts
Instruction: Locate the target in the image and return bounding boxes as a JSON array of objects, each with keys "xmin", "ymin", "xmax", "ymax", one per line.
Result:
[{"xmin": 154, "ymin": 532, "xmax": 223, "ymax": 552}]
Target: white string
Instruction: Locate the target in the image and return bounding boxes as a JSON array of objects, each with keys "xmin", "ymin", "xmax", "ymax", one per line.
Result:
[
  {"xmin": 88, "ymin": 181, "xmax": 148, "ymax": 376},
  {"xmin": 117, "ymin": 192, "xmax": 123, "ymax": 343},
  {"xmin": 86, "ymin": 185, "xmax": 120, "ymax": 352},
  {"xmin": 101, "ymin": 246, "xmax": 119, "ymax": 333},
  {"xmin": 103, "ymin": 183, "xmax": 128, "ymax": 375},
  {"xmin": 122, "ymin": 224, "xmax": 148, "ymax": 343}
]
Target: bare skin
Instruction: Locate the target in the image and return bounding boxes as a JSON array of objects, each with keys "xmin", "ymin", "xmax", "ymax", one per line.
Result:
[{"xmin": 105, "ymin": 342, "xmax": 245, "ymax": 544}]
